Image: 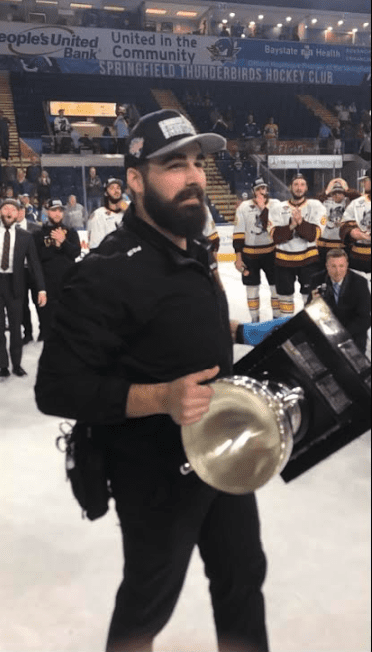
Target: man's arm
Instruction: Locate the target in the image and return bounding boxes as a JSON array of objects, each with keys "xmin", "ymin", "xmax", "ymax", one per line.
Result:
[{"xmin": 35, "ymin": 258, "xmax": 219, "ymax": 426}]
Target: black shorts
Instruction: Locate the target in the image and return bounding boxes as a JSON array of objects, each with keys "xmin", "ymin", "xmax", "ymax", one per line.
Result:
[
  {"xmin": 275, "ymin": 263, "xmax": 320, "ymax": 296},
  {"xmin": 242, "ymin": 251, "xmax": 276, "ymax": 287}
]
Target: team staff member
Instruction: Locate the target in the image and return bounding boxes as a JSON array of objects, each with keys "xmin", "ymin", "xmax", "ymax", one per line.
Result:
[
  {"xmin": 33, "ymin": 199, "xmax": 81, "ymax": 340},
  {"xmin": 0, "ymin": 199, "xmax": 46, "ymax": 377},
  {"xmin": 341, "ymin": 169, "xmax": 371, "ymax": 275},
  {"xmin": 269, "ymin": 174, "xmax": 326, "ymax": 316},
  {"xmin": 35, "ymin": 110, "xmax": 269, "ymax": 652},
  {"xmin": 234, "ymin": 178, "xmax": 281, "ymax": 322},
  {"xmin": 309, "ymin": 249, "xmax": 370, "ymax": 354},
  {"xmin": 88, "ymin": 178, "xmax": 127, "ymax": 250}
]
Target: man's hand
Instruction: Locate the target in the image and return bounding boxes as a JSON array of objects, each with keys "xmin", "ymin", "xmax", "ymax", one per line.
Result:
[
  {"xmin": 290, "ymin": 207, "xmax": 303, "ymax": 229},
  {"xmin": 255, "ymin": 194, "xmax": 266, "ymax": 211},
  {"xmin": 51, "ymin": 228, "xmax": 66, "ymax": 247},
  {"xmin": 165, "ymin": 366, "xmax": 220, "ymax": 426},
  {"xmin": 235, "ymin": 253, "xmax": 249, "ymax": 276},
  {"xmin": 350, "ymin": 228, "xmax": 371, "ymax": 242},
  {"xmin": 38, "ymin": 292, "xmax": 47, "ymax": 308}
]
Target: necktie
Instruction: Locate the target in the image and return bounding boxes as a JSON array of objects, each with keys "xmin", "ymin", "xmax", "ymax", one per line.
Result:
[
  {"xmin": 333, "ymin": 283, "xmax": 341, "ymax": 304},
  {"xmin": 1, "ymin": 227, "xmax": 10, "ymax": 271}
]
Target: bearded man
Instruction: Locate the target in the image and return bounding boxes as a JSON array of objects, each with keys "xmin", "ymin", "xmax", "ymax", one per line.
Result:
[
  {"xmin": 88, "ymin": 177, "xmax": 127, "ymax": 250},
  {"xmin": 269, "ymin": 174, "xmax": 327, "ymax": 316},
  {"xmin": 35, "ymin": 110, "xmax": 269, "ymax": 652}
]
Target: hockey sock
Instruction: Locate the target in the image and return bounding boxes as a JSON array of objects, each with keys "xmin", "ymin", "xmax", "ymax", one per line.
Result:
[
  {"xmin": 278, "ymin": 295, "xmax": 295, "ymax": 317},
  {"xmin": 246, "ymin": 286, "xmax": 260, "ymax": 323},
  {"xmin": 270, "ymin": 286, "xmax": 281, "ymax": 319}
]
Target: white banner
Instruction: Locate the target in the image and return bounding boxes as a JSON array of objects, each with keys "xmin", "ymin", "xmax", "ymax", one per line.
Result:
[{"xmin": 268, "ymin": 155, "xmax": 344, "ymax": 169}]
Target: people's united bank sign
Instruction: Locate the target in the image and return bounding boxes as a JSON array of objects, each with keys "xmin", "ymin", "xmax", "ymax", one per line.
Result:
[{"xmin": 0, "ymin": 22, "xmax": 369, "ymax": 86}]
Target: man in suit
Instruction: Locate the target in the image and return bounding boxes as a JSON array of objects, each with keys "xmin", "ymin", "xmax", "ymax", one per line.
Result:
[
  {"xmin": 309, "ymin": 248, "xmax": 371, "ymax": 354},
  {"xmin": 0, "ymin": 199, "xmax": 47, "ymax": 378},
  {"xmin": 16, "ymin": 205, "xmax": 42, "ymax": 344}
]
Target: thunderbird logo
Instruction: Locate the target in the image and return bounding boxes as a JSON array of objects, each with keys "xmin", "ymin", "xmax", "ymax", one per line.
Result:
[
  {"xmin": 301, "ymin": 45, "xmax": 313, "ymax": 60},
  {"xmin": 129, "ymin": 137, "xmax": 144, "ymax": 159},
  {"xmin": 207, "ymin": 38, "xmax": 241, "ymax": 63}
]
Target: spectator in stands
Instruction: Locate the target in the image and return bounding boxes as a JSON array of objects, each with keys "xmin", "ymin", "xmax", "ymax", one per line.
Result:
[
  {"xmin": 79, "ymin": 133, "xmax": 94, "ymax": 152},
  {"xmin": 359, "ymin": 128, "xmax": 371, "ymax": 162},
  {"xmin": 318, "ymin": 122, "xmax": 333, "ymax": 153},
  {"xmin": 263, "ymin": 118, "xmax": 279, "ymax": 153},
  {"xmin": 88, "ymin": 177, "xmax": 125, "ymax": 250},
  {"xmin": 242, "ymin": 114, "xmax": 262, "ymax": 154},
  {"xmin": 36, "ymin": 170, "xmax": 52, "ymax": 216},
  {"xmin": 70, "ymin": 128, "xmax": 81, "ymax": 154},
  {"xmin": 337, "ymin": 105, "xmax": 351, "ymax": 129},
  {"xmin": 348, "ymin": 102, "xmax": 358, "ymax": 120},
  {"xmin": 332, "ymin": 126, "xmax": 343, "ymax": 156},
  {"xmin": 33, "ymin": 198, "xmax": 81, "ymax": 340},
  {"xmin": 64, "ymin": 195, "xmax": 88, "ymax": 231},
  {"xmin": 113, "ymin": 111, "xmax": 130, "ymax": 154},
  {"xmin": 212, "ymin": 113, "xmax": 230, "ymax": 138},
  {"xmin": 54, "ymin": 109, "xmax": 71, "ymax": 154},
  {"xmin": 101, "ymin": 126, "xmax": 115, "ymax": 154},
  {"xmin": 86, "ymin": 166, "xmax": 103, "ymax": 215},
  {"xmin": 26, "ymin": 155, "xmax": 42, "ymax": 187},
  {"xmin": 13, "ymin": 168, "xmax": 34, "ymax": 198},
  {"xmin": 0, "ymin": 110, "xmax": 11, "ymax": 161},
  {"xmin": 16, "ymin": 204, "xmax": 43, "ymax": 345},
  {"xmin": 219, "ymin": 25, "xmax": 230, "ymax": 37},
  {"xmin": 2, "ymin": 161, "xmax": 17, "ymax": 190},
  {"xmin": 19, "ymin": 194, "xmax": 39, "ymax": 223},
  {"xmin": 2, "ymin": 186, "xmax": 15, "ymax": 200}
]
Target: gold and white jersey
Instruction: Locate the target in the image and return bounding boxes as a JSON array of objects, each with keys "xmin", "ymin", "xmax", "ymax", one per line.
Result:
[
  {"xmin": 233, "ymin": 198, "xmax": 280, "ymax": 257},
  {"xmin": 269, "ymin": 199, "xmax": 326, "ymax": 267}
]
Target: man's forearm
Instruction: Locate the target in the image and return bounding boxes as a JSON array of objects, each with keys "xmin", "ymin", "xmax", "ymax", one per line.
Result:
[{"xmin": 126, "ymin": 383, "xmax": 168, "ymax": 418}]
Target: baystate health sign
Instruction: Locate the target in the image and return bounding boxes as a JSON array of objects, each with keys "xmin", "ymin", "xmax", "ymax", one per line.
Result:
[{"xmin": 0, "ymin": 22, "xmax": 370, "ymax": 85}]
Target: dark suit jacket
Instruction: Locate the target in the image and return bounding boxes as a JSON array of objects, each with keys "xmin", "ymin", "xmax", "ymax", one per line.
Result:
[
  {"xmin": 12, "ymin": 228, "xmax": 45, "ymax": 299},
  {"xmin": 309, "ymin": 269, "xmax": 371, "ymax": 352}
]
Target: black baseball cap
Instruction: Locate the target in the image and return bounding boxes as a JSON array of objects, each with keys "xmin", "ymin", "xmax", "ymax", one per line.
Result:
[
  {"xmin": 46, "ymin": 199, "xmax": 64, "ymax": 210},
  {"xmin": 125, "ymin": 110, "xmax": 226, "ymax": 168},
  {"xmin": 358, "ymin": 168, "xmax": 371, "ymax": 181}
]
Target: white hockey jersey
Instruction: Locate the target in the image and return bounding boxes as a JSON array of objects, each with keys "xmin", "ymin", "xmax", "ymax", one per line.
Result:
[
  {"xmin": 88, "ymin": 207, "xmax": 125, "ymax": 250},
  {"xmin": 233, "ymin": 199, "xmax": 280, "ymax": 257},
  {"xmin": 269, "ymin": 199, "xmax": 326, "ymax": 267}
]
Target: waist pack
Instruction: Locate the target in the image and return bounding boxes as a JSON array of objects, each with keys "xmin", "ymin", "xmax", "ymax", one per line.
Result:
[{"xmin": 56, "ymin": 422, "xmax": 111, "ymax": 521}]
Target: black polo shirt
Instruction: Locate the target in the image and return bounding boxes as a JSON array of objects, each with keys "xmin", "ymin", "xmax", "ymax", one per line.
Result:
[{"xmin": 35, "ymin": 206, "xmax": 233, "ymax": 461}]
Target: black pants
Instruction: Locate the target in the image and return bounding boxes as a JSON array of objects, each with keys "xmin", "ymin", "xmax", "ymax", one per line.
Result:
[
  {"xmin": 275, "ymin": 263, "xmax": 320, "ymax": 297},
  {"xmin": 22, "ymin": 268, "xmax": 40, "ymax": 338},
  {"xmin": 106, "ymin": 454, "xmax": 269, "ymax": 652},
  {"xmin": 242, "ymin": 252, "xmax": 276, "ymax": 287},
  {"xmin": 0, "ymin": 274, "xmax": 23, "ymax": 368}
]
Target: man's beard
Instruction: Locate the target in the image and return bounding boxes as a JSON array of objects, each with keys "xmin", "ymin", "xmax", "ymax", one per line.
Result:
[
  {"xmin": 143, "ymin": 180, "xmax": 207, "ymax": 240},
  {"xmin": 291, "ymin": 192, "xmax": 307, "ymax": 202}
]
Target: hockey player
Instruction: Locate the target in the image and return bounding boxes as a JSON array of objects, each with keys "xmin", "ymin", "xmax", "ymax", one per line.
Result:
[
  {"xmin": 340, "ymin": 168, "xmax": 371, "ymax": 276},
  {"xmin": 88, "ymin": 178, "xmax": 126, "ymax": 250},
  {"xmin": 269, "ymin": 174, "xmax": 326, "ymax": 316},
  {"xmin": 233, "ymin": 177, "xmax": 281, "ymax": 322},
  {"xmin": 317, "ymin": 178, "xmax": 350, "ymax": 268}
]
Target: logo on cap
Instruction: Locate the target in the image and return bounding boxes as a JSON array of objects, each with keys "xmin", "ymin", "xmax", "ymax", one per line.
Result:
[
  {"xmin": 129, "ymin": 138, "xmax": 145, "ymax": 159},
  {"xmin": 158, "ymin": 116, "xmax": 196, "ymax": 140}
]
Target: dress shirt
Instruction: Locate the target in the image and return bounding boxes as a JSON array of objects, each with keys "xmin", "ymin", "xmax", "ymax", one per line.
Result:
[{"xmin": 0, "ymin": 222, "xmax": 16, "ymax": 274}]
